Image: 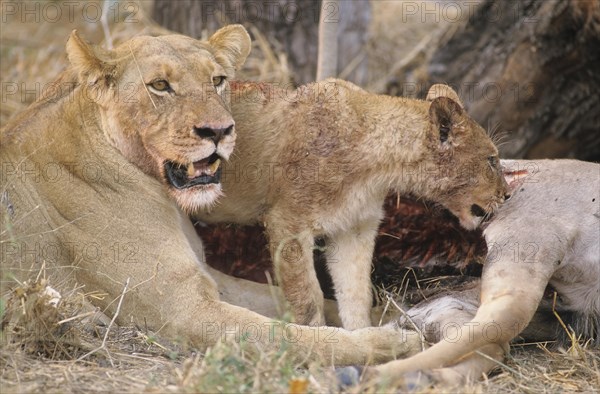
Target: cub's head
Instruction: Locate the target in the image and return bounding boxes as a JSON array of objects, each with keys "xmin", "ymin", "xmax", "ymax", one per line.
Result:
[
  {"xmin": 423, "ymin": 84, "xmax": 509, "ymax": 230},
  {"xmin": 66, "ymin": 25, "xmax": 251, "ymax": 211}
]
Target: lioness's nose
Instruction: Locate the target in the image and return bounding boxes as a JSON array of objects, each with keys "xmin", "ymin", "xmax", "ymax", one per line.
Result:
[{"xmin": 193, "ymin": 124, "xmax": 234, "ymax": 144}]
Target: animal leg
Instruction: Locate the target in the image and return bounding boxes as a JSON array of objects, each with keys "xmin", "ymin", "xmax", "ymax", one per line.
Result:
[
  {"xmin": 374, "ymin": 227, "xmax": 561, "ymax": 380},
  {"xmin": 398, "ymin": 287, "xmax": 508, "ymax": 385},
  {"xmin": 164, "ymin": 270, "xmax": 423, "ymax": 365},
  {"xmin": 265, "ymin": 221, "xmax": 325, "ymax": 326},
  {"xmin": 425, "ymin": 343, "xmax": 508, "ymax": 385},
  {"xmin": 325, "ymin": 219, "xmax": 380, "ymax": 330}
]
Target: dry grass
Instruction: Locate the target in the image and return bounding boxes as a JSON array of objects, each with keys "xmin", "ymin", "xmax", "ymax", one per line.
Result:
[
  {"xmin": 2, "ymin": 278, "xmax": 598, "ymax": 393},
  {"xmin": 0, "ymin": 278, "xmax": 333, "ymax": 393},
  {"xmin": 1, "ymin": 278, "xmax": 177, "ymax": 393},
  {"xmin": 1, "ymin": 1, "xmax": 598, "ymax": 392},
  {"xmin": 486, "ymin": 343, "xmax": 600, "ymax": 393}
]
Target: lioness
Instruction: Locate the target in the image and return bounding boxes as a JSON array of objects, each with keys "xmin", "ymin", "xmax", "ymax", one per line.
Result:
[
  {"xmin": 195, "ymin": 80, "xmax": 509, "ymax": 329},
  {"xmin": 0, "ymin": 27, "xmax": 422, "ymax": 365},
  {"xmin": 374, "ymin": 159, "xmax": 600, "ymax": 384}
]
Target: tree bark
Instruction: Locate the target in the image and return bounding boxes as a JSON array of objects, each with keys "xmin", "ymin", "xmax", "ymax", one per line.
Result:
[
  {"xmin": 153, "ymin": 0, "xmax": 370, "ymax": 85},
  {"xmin": 423, "ymin": 0, "xmax": 600, "ymax": 160}
]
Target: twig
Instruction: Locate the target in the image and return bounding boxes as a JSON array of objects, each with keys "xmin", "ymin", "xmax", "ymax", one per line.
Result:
[
  {"xmin": 77, "ymin": 277, "xmax": 130, "ymax": 366},
  {"xmin": 552, "ymin": 291, "xmax": 577, "ymax": 345},
  {"xmin": 34, "ymin": 260, "xmax": 46, "ymax": 282},
  {"xmin": 377, "ymin": 296, "xmax": 391, "ymax": 327},
  {"xmin": 338, "ymin": 48, "xmax": 366, "ymax": 80},
  {"xmin": 137, "ymin": 331, "xmax": 169, "ymax": 351},
  {"xmin": 474, "ymin": 349, "xmax": 525, "ymax": 379},
  {"xmin": 99, "ymin": 261, "xmax": 158, "ymax": 312},
  {"xmin": 113, "ymin": 352, "xmax": 167, "ymax": 363},
  {"xmin": 57, "ymin": 310, "xmax": 98, "ymax": 325},
  {"xmin": 552, "ymin": 291, "xmax": 584, "ymax": 358},
  {"xmin": 386, "ymin": 294, "xmax": 427, "ymax": 352}
]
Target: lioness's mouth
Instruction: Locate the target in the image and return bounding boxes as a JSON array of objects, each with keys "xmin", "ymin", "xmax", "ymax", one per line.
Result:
[{"xmin": 164, "ymin": 152, "xmax": 222, "ymax": 189}]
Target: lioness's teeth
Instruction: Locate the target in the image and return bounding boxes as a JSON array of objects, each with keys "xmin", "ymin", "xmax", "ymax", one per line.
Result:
[
  {"xmin": 187, "ymin": 163, "xmax": 195, "ymax": 178},
  {"xmin": 209, "ymin": 159, "xmax": 221, "ymax": 175}
]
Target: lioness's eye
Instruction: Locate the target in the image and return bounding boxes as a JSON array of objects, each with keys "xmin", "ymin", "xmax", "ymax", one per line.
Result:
[
  {"xmin": 149, "ymin": 80, "xmax": 170, "ymax": 92},
  {"xmin": 213, "ymin": 76, "xmax": 226, "ymax": 87}
]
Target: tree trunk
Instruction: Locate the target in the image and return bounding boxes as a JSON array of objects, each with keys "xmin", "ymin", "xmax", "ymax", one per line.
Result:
[
  {"xmin": 153, "ymin": 0, "xmax": 370, "ymax": 85},
  {"xmin": 423, "ymin": 0, "xmax": 600, "ymax": 161}
]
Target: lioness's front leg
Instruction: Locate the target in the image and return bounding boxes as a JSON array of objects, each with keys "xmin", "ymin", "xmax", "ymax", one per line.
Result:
[
  {"xmin": 265, "ymin": 216, "xmax": 325, "ymax": 326},
  {"xmin": 102, "ymin": 253, "xmax": 424, "ymax": 365},
  {"xmin": 326, "ymin": 218, "xmax": 381, "ymax": 330},
  {"xmin": 189, "ymin": 301, "xmax": 423, "ymax": 366}
]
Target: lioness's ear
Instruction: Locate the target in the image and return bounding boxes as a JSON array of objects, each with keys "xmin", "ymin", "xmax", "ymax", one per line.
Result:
[
  {"xmin": 426, "ymin": 84, "xmax": 464, "ymax": 109},
  {"xmin": 66, "ymin": 30, "xmax": 115, "ymax": 85},
  {"xmin": 429, "ymin": 96, "xmax": 465, "ymax": 144},
  {"xmin": 208, "ymin": 24, "xmax": 251, "ymax": 77}
]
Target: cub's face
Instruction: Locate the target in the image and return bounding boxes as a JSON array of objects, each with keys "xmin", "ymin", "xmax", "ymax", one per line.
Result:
[
  {"xmin": 424, "ymin": 86, "xmax": 509, "ymax": 230},
  {"xmin": 66, "ymin": 26, "xmax": 251, "ymax": 211}
]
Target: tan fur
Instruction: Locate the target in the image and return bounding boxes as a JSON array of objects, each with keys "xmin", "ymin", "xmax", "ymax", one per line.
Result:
[
  {"xmin": 0, "ymin": 28, "xmax": 423, "ymax": 366},
  {"xmin": 195, "ymin": 79, "xmax": 509, "ymax": 329},
  {"xmin": 375, "ymin": 159, "xmax": 600, "ymax": 383}
]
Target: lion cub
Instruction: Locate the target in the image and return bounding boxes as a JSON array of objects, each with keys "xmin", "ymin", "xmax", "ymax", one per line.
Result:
[{"xmin": 195, "ymin": 80, "xmax": 508, "ymax": 329}]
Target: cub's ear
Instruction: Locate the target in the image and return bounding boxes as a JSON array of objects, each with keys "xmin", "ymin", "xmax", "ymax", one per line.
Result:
[
  {"xmin": 428, "ymin": 96, "xmax": 465, "ymax": 145},
  {"xmin": 208, "ymin": 24, "xmax": 251, "ymax": 77},
  {"xmin": 66, "ymin": 30, "xmax": 115, "ymax": 85},
  {"xmin": 426, "ymin": 84, "xmax": 464, "ymax": 109}
]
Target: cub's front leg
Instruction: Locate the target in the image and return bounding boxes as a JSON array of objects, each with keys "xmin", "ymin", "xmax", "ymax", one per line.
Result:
[
  {"xmin": 266, "ymin": 214, "xmax": 326, "ymax": 326},
  {"xmin": 325, "ymin": 218, "xmax": 381, "ymax": 330}
]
